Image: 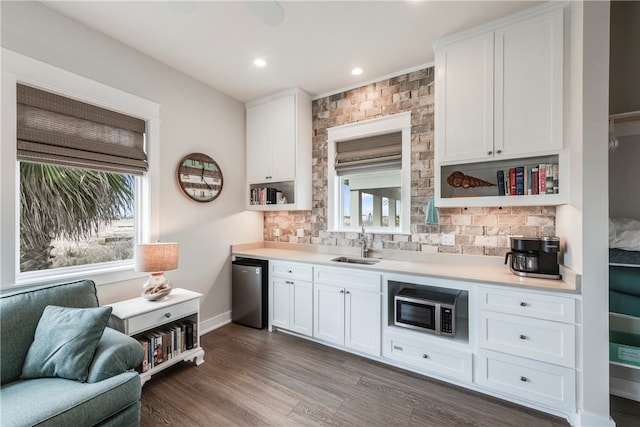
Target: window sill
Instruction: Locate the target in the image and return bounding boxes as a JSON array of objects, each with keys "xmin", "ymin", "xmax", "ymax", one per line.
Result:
[{"xmin": 11, "ymin": 261, "xmax": 146, "ymax": 290}]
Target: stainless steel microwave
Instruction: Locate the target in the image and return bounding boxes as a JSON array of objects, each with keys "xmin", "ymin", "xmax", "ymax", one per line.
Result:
[{"xmin": 393, "ymin": 287, "xmax": 461, "ymax": 336}]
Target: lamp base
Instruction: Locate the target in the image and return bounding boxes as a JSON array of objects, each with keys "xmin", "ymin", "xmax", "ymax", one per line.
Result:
[{"xmin": 142, "ymin": 272, "xmax": 173, "ymax": 301}]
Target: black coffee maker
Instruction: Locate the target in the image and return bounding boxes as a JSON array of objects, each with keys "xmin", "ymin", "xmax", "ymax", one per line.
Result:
[{"xmin": 504, "ymin": 236, "xmax": 561, "ymax": 279}]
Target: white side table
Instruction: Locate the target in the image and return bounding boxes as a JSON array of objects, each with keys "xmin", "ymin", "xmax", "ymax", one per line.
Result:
[{"xmin": 107, "ymin": 288, "xmax": 205, "ymax": 386}]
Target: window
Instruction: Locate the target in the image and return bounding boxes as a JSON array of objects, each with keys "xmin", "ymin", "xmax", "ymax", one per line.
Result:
[
  {"xmin": 16, "ymin": 84, "xmax": 147, "ymax": 276},
  {"xmin": 1, "ymin": 49, "xmax": 160, "ymax": 287},
  {"xmin": 328, "ymin": 112, "xmax": 411, "ymax": 234}
]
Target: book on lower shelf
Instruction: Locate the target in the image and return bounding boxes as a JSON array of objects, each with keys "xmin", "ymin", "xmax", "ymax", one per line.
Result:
[{"xmin": 135, "ymin": 319, "xmax": 198, "ymax": 373}]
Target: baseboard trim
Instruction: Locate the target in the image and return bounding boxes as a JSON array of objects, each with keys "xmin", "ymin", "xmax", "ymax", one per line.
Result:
[
  {"xmin": 610, "ymin": 376, "xmax": 640, "ymax": 402},
  {"xmin": 200, "ymin": 311, "xmax": 232, "ymax": 335}
]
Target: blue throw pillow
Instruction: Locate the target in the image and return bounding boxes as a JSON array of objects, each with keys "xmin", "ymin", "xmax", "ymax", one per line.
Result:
[{"xmin": 21, "ymin": 305, "xmax": 112, "ymax": 382}]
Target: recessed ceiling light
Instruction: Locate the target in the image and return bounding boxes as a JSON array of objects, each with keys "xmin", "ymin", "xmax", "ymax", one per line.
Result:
[
  {"xmin": 254, "ymin": 58, "xmax": 266, "ymax": 67},
  {"xmin": 352, "ymin": 67, "xmax": 363, "ymax": 75}
]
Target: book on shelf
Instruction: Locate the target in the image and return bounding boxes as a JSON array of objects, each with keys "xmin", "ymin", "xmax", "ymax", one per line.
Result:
[
  {"xmin": 508, "ymin": 168, "xmax": 516, "ymax": 195},
  {"xmin": 250, "ymin": 187, "xmax": 280, "ymax": 205},
  {"xmin": 497, "ymin": 170, "xmax": 506, "ymax": 196},
  {"xmin": 515, "ymin": 166, "xmax": 525, "ymax": 196},
  {"xmin": 134, "ymin": 319, "xmax": 198, "ymax": 372},
  {"xmin": 545, "ymin": 164, "xmax": 554, "ymax": 194},
  {"xmin": 531, "ymin": 167, "xmax": 539, "ymax": 195},
  {"xmin": 538, "ymin": 164, "xmax": 546, "ymax": 194},
  {"xmin": 494, "ymin": 162, "xmax": 558, "ymax": 197}
]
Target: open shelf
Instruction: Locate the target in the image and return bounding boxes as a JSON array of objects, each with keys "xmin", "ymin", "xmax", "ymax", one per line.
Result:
[{"xmin": 436, "ymin": 152, "xmax": 568, "ymax": 207}]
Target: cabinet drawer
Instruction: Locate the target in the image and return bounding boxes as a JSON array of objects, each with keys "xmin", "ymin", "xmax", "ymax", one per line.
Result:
[
  {"xmin": 315, "ymin": 266, "xmax": 381, "ymax": 293},
  {"xmin": 271, "ymin": 261, "xmax": 313, "ymax": 281},
  {"xmin": 476, "ymin": 349, "xmax": 575, "ymax": 412},
  {"xmin": 124, "ymin": 299, "xmax": 199, "ymax": 336},
  {"xmin": 383, "ymin": 331, "xmax": 472, "ymax": 382},
  {"xmin": 479, "ymin": 311, "xmax": 575, "ymax": 367},
  {"xmin": 479, "ymin": 287, "xmax": 575, "ymax": 323}
]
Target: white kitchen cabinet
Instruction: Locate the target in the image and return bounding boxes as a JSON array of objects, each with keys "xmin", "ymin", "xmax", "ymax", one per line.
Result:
[
  {"xmin": 384, "ymin": 330, "xmax": 473, "ymax": 382},
  {"xmin": 269, "ymin": 261, "xmax": 313, "ymax": 336},
  {"xmin": 434, "ymin": 2, "xmax": 567, "ymax": 208},
  {"xmin": 435, "ymin": 32, "xmax": 494, "ymax": 164},
  {"xmin": 476, "ymin": 285, "xmax": 577, "ymax": 413},
  {"xmin": 246, "ymin": 88, "xmax": 311, "ymax": 210},
  {"xmin": 314, "ymin": 267, "xmax": 381, "ymax": 357},
  {"xmin": 477, "ymin": 349, "xmax": 576, "ymax": 413}
]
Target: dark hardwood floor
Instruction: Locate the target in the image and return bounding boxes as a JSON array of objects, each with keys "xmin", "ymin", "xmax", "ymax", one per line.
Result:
[{"xmin": 141, "ymin": 323, "xmax": 639, "ymax": 427}]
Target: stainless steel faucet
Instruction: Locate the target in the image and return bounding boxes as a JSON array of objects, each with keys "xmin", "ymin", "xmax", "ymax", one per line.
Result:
[{"xmin": 359, "ymin": 226, "xmax": 369, "ymax": 258}]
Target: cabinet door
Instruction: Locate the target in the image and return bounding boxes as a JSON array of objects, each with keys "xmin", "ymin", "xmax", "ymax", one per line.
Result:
[
  {"xmin": 269, "ymin": 94, "xmax": 296, "ymax": 181},
  {"xmin": 270, "ymin": 278, "xmax": 290, "ymax": 330},
  {"xmin": 436, "ymin": 32, "xmax": 494, "ymax": 163},
  {"xmin": 495, "ymin": 9, "xmax": 563, "ymax": 156},
  {"xmin": 313, "ymin": 283, "xmax": 345, "ymax": 346},
  {"xmin": 246, "ymin": 101, "xmax": 273, "ymax": 183},
  {"xmin": 345, "ymin": 288, "xmax": 381, "ymax": 356},
  {"xmin": 290, "ymin": 280, "xmax": 313, "ymax": 337}
]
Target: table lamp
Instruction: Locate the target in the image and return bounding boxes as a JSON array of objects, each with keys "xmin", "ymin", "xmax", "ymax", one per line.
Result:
[{"xmin": 135, "ymin": 242, "xmax": 179, "ymax": 300}]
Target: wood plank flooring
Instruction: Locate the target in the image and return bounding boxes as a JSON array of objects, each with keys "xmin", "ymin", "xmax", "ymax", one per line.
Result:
[{"xmin": 141, "ymin": 323, "xmax": 639, "ymax": 427}]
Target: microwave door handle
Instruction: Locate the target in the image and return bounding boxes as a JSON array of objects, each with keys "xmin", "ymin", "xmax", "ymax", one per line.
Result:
[{"xmin": 434, "ymin": 303, "xmax": 441, "ymax": 335}]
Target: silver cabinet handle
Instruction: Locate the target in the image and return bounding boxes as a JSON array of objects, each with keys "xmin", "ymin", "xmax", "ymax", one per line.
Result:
[
  {"xmin": 487, "ymin": 151, "xmax": 493, "ymax": 155},
  {"xmin": 520, "ymin": 376, "xmax": 528, "ymax": 382},
  {"xmin": 340, "ymin": 289, "xmax": 344, "ymax": 294},
  {"xmin": 423, "ymin": 354, "xmax": 429, "ymax": 359},
  {"xmin": 345, "ymin": 290, "xmax": 350, "ymax": 294},
  {"xmin": 496, "ymin": 149, "xmax": 502, "ymax": 154},
  {"xmin": 520, "ymin": 302, "xmax": 528, "ymax": 307},
  {"xmin": 519, "ymin": 334, "xmax": 527, "ymax": 340}
]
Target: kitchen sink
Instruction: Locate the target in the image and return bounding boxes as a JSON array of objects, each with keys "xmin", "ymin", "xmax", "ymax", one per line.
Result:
[{"xmin": 331, "ymin": 256, "xmax": 380, "ymax": 265}]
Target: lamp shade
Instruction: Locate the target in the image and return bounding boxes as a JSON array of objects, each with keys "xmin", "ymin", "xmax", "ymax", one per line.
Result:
[{"xmin": 135, "ymin": 243, "xmax": 179, "ymax": 273}]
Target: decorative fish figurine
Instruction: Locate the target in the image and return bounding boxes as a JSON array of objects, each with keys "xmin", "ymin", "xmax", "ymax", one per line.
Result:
[{"xmin": 446, "ymin": 171, "xmax": 496, "ymax": 188}]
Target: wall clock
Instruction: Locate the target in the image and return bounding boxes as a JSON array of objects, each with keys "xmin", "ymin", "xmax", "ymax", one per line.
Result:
[{"xmin": 176, "ymin": 153, "xmax": 223, "ymax": 203}]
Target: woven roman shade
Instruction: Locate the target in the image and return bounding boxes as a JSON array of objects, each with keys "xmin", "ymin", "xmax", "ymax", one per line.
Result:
[
  {"xmin": 16, "ymin": 84, "xmax": 147, "ymax": 175},
  {"xmin": 334, "ymin": 132, "xmax": 402, "ymax": 175}
]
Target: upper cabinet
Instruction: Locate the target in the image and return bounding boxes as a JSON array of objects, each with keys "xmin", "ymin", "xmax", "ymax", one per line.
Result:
[
  {"xmin": 245, "ymin": 88, "xmax": 312, "ymax": 210},
  {"xmin": 434, "ymin": 2, "xmax": 567, "ymax": 207}
]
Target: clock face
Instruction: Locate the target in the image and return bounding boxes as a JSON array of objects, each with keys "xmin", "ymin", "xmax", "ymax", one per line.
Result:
[{"xmin": 176, "ymin": 153, "xmax": 223, "ymax": 203}]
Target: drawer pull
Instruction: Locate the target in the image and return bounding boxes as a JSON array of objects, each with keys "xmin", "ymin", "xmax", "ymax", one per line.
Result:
[
  {"xmin": 287, "ymin": 270, "xmax": 292, "ymax": 273},
  {"xmin": 422, "ymin": 354, "xmax": 429, "ymax": 359},
  {"xmin": 286, "ymin": 280, "xmax": 294, "ymax": 285},
  {"xmin": 393, "ymin": 345, "xmax": 403, "ymax": 351},
  {"xmin": 345, "ymin": 290, "xmax": 350, "ymax": 294},
  {"xmin": 519, "ymin": 334, "xmax": 528, "ymax": 340},
  {"xmin": 340, "ymin": 290, "xmax": 344, "ymax": 294},
  {"xmin": 164, "ymin": 313, "xmax": 171, "ymax": 319},
  {"xmin": 520, "ymin": 376, "xmax": 528, "ymax": 382},
  {"xmin": 520, "ymin": 302, "xmax": 528, "ymax": 307}
]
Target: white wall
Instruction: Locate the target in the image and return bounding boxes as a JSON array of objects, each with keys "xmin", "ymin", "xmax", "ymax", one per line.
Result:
[
  {"xmin": 0, "ymin": 1, "xmax": 263, "ymax": 324},
  {"xmin": 609, "ymin": 134, "xmax": 640, "ymax": 218},
  {"xmin": 556, "ymin": 1, "xmax": 613, "ymax": 425}
]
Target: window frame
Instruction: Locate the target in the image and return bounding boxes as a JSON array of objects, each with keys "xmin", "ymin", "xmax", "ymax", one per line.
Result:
[
  {"xmin": 327, "ymin": 112, "xmax": 412, "ymax": 234},
  {"xmin": 1, "ymin": 48, "xmax": 160, "ymax": 288}
]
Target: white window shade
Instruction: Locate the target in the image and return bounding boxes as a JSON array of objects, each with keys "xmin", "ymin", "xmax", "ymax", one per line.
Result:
[{"xmin": 335, "ymin": 132, "xmax": 402, "ymax": 175}]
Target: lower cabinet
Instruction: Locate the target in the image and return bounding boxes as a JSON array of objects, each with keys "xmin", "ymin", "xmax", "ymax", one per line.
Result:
[
  {"xmin": 269, "ymin": 261, "xmax": 313, "ymax": 336},
  {"xmin": 476, "ymin": 285, "xmax": 577, "ymax": 413},
  {"xmin": 476, "ymin": 349, "xmax": 576, "ymax": 412},
  {"xmin": 314, "ymin": 267, "xmax": 381, "ymax": 357},
  {"xmin": 383, "ymin": 330, "xmax": 473, "ymax": 382}
]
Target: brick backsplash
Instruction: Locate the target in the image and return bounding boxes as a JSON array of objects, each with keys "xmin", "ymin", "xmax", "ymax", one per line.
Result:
[{"xmin": 263, "ymin": 67, "xmax": 556, "ymax": 257}]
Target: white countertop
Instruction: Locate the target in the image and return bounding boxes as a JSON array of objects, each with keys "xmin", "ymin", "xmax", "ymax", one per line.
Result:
[{"xmin": 231, "ymin": 243, "xmax": 580, "ymax": 294}]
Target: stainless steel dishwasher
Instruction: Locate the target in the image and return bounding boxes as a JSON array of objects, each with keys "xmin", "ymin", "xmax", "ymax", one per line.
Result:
[{"xmin": 231, "ymin": 258, "xmax": 268, "ymax": 329}]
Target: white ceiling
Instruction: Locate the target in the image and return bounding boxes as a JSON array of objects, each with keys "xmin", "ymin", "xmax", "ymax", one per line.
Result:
[{"xmin": 44, "ymin": 1, "xmax": 542, "ymax": 103}]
